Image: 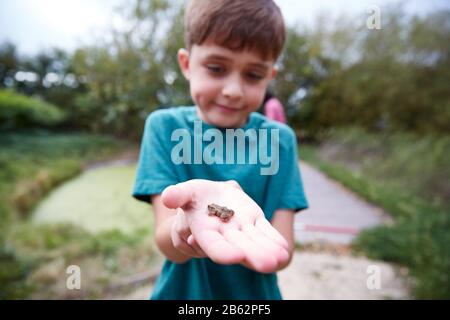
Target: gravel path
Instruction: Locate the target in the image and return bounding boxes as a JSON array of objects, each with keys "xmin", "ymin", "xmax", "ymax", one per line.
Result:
[
  {"xmin": 280, "ymin": 162, "xmax": 410, "ymax": 299},
  {"xmin": 295, "ymin": 161, "xmax": 393, "ymax": 245}
]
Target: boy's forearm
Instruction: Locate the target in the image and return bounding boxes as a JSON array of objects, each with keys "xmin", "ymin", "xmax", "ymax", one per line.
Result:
[{"xmin": 155, "ymin": 216, "xmax": 192, "ymax": 264}]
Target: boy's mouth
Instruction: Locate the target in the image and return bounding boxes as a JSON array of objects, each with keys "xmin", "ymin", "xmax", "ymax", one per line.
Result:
[{"xmin": 215, "ymin": 103, "xmax": 240, "ymax": 113}]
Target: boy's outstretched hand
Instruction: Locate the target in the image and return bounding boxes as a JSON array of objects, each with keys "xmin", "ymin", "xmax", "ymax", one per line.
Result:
[{"xmin": 161, "ymin": 179, "xmax": 290, "ymax": 273}]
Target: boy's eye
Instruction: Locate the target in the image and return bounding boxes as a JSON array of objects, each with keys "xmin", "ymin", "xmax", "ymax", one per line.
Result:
[
  {"xmin": 246, "ymin": 73, "xmax": 264, "ymax": 81},
  {"xmin": 206, "ymin": 65, "xmax": 225, "ymax": 74}
]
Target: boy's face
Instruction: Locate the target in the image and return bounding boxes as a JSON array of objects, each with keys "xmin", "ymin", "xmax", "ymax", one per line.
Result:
[{"xmin": 178, "ymin": 41, "xmax": 277, "ymax": 128}]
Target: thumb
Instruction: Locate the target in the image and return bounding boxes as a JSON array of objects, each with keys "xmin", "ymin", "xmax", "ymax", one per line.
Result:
[
  {"xmin": 161, "ymin": 182, "xmax": 194, "ymax": 209},
  {"xmin": 224, "ymin": 180, "xmax": 242, "ymax": 190}
]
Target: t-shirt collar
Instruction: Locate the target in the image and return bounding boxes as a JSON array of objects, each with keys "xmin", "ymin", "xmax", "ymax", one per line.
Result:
[{"xmin": 187, "ymin": 105, "xmax": 256, "ymax": 130}]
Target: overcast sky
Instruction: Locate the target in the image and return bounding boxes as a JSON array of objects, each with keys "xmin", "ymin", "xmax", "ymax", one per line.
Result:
[{"xmin": 1, "ymin": 0, "xmax": 448, "ymax": 55}]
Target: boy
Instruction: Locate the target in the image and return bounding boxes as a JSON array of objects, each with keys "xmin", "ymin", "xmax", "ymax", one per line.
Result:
[{"xmin": 132, "ymin": 0, "xmax": 308, "ymax": 299}]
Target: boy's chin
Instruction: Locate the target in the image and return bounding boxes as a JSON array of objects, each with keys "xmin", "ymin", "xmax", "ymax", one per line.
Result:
[{"xmin": 207, "ymin": 116, "xmax": 246, "ymax": 129}]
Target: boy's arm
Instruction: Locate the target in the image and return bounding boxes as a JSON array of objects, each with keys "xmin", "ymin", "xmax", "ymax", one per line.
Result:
[
  {"xmin": 270, "ymin": 209, "xmax": 296, "ymax": 271},
  {"xmin": 151, "ymin": 194, "xmax": 192, "ymax": 264}
]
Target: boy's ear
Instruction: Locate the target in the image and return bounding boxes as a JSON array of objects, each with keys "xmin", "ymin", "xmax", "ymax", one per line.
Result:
[
  {"xmin": 178, "ymin": 48, "xmax": 191, "ymax": 81},
  {"xmin": 270, "ymin": 66, "xmax": 278, "ymax": 80}
]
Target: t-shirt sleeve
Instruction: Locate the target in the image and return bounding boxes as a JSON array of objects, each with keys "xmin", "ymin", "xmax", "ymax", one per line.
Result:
[
  {"xmin": 276, "ymin": 128, "xmax": 309, "ymax": 212},
  {"xmin": 132, "ymin": 111, "xmax": 179, "ymax": 204}
]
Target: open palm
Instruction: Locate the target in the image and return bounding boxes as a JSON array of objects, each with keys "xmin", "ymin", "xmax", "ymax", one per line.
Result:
[{"xmin": 161, "ymin": 179, "xmax": 289, "ymax": 273}]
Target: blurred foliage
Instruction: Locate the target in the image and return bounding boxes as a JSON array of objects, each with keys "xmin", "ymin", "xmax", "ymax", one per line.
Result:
[
  {"xmin": 316, "ymin": 127, "xmax": 450, "ymax": 209},
  {"xmin": 301, "ymin": 128, "xmax": 450, "ymax": 299},
  {"xmin": 355, "ymin": 214, "xmax": 450, "ymax": 299},
  {"xmin": 1, "ymin": 3, "xmax": 448, "ymax": 139},
  {"xmin": 0, "ymin": 131, "xmax": 126, "ymax": 299},
  {"xmin": 7, "ymin": 223, "xmax": 150, "ymax": 262},
  {"xmin": 70, "ymin": 0, "xmax": 188, "ymax": 139},
  {"xmin": 4, "ymin": 222, "xmax": 154, "ymax": 299},
  {"xmin": 0, "ymin": 42, "xmax": 18, "ymax": 87},
  {"xmin": 294, "ymin": 9, "xmax": 450, "ymax": 137},
  {"xmin": 0, "ymin": 131, "xmax": 125, "ymax": 222},
  {"xmin": 0, "ymin": 245, "xmax": 32, "ymax": 299},
  {"xmin": 0, "ymin": 89, "xmax": 66, "ymax": 130},
  {"xmin": 0, "ymin": 43, "xmax": 86, "ymax": 130}
]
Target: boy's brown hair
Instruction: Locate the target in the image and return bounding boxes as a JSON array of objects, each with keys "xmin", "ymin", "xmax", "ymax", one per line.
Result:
[{"xmin": 185, "ymin": 0, "xmax": 286, "ymax": 61}]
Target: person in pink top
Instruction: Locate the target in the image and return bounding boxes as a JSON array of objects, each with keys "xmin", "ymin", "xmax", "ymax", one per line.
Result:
[{"xmin": 263, "ymin": 91, "xmax": 287, "ymax": 124}]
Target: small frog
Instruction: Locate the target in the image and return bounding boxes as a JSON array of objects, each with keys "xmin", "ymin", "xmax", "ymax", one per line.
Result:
[{"xmin": 207, "ymin": 203, "xmax": 235, "ymax": 222}]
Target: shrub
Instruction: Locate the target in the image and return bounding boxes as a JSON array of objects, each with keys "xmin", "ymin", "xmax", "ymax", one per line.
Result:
[{"xmin": 0, "ymin": 90, "xmax": 66, "ymax": 130}]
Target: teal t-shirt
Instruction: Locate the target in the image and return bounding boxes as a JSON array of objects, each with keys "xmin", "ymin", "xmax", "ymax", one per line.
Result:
[{"xmin": 132, "ymin": 106, "xmax": 308, "ymax": 300}]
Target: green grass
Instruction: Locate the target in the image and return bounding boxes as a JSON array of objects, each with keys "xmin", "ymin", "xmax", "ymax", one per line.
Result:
[
  {"xmin": 7, "ymin": 223, "xmax": 150, "ymax": 263},
  {"xmin": 299, "ymin": 128, "xmax": 450, "ymax": 299},
  {"xmin": 0, "ymin": 130, "xmax": 149, "ymax": 299},
  {"xmin": 0, "ymin": 130, "xmax": 125, "ymax": 224},
  {"xmin": 4, "ymin": 223, "xmax": 155, "ymax": 299}
]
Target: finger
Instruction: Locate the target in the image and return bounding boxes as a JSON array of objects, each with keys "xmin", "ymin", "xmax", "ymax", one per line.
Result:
[
  {"xmin": 187, "ymin": 235, "xmax": 207, "ymax": 258},
  {"xmin": 241, "ymin": 224, "xmax": 289, "ymax": 265},
  {"xmin": 192, "ymin": 229, "xmax": 245, "ymax": 265},
  {"xmin": 174, "ymin": 208, "xmax": 190, "ymax": 241},
  {"xmin": 222, "ymin": 229, "xmax": 278, "ymax": 273},
  {"xmin": 171, "ymin": 227, "xmax": 203, "ymax": 258},
  {"xmin": 255, "ymin": 217, "xmax": 289, "ymax": 250},
  {"xmin": 224, "ymin": 180, "xmax": 242, "ymax": 190},
  {"xmin": 171, "ymin": 209, "xmax": 204, "ymax": 258},
  {"xmin": 161, "ymin": 182, "xmax": 194, "ymax": 209}
]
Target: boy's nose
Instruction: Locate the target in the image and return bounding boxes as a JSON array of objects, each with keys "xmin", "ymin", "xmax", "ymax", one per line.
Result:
[{"xmin": 222, "ymin": 75, "xmax": 243, "ymax": 100}]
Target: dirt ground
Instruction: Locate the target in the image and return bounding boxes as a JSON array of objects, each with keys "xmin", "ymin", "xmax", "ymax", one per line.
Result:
[
  {"xmin": 113, "ymin": 248, "xmax": 410, "ymax": 300},
  {"xmin": 278, "ymin": 251, "xmax": 410, "ymax": 300}
]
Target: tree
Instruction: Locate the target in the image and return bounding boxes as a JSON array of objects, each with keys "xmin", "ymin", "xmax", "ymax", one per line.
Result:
[
  {"xmin": 71, "ymin": 0, "xmax": 182, "ymax": 139},
  {"xmin": 0, "ymin": 42, "xmax": 19, "ymax": 88},
  {"xmin": 294, "ymin": 7, "xmax": 450, "ymax": 137}
]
